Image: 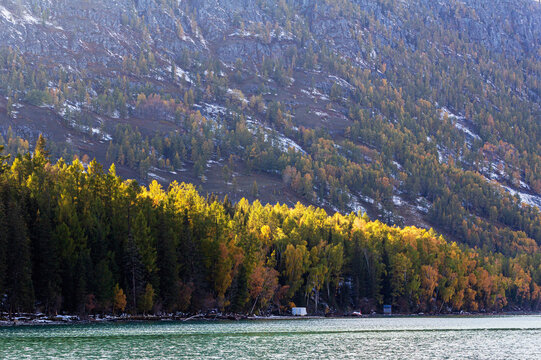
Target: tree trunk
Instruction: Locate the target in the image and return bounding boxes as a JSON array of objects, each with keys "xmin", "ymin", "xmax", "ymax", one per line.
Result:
[
  {"xmin": 439, "ymin": 300, "xmax": 445, "ymax": 314},
  {"xmin": 250, "ymin": 294, "xmax": 260, "ymax": 315},
  {"xmin": 132, "ymin": 267, "xmax": 136, "ymax": 312},
  {"xmin": 327, "ymin": 281, "xmax": 330, "ymax": 300}
]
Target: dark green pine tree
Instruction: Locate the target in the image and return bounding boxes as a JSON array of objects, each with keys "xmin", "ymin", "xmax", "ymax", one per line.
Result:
[
  {"xmin": 177, "ymin": 209, "xmax": 206, "ymax": 312},
  {"xmin": 0, "ymin": 191, "xmax": 7, "ymax": 298},
  {"xmin": 124, "ymin": 231, "xmax": 144, "ymax": 312},
  {"xmin": 156, "ymin": 212, "xmax": 180, "ymax": 312},
  {"xmin": 230, "ymin": 264, "xmax": 249, "ymax": 312},
  {"xmin": 178, "ymin": 209, "xmax": 195, "ymax": 279},
  {"xmin": 53, "ymin": 223, "xmax": 75, "ymax": 311},
  {"xmin": 6, "ymin": 197, "xmax": 35, "ymax": 314},
  {"xmin": 31, "ymin": 209, "xmax": 61, "ymax": 315},
  {"xmin": 54, "ymin": 219, "xmax": 90, "ymax": 314},
  {"xmin": 94, "ymin": 257, "xmax": 115, "ymax": 311},
  {"xmin": 0, "ymin": 146, "xmax": 8, "ymax": 300},
  {"xmin": 74, "ymin": 248, "xmax": 91, "ymax": 315},
  {"xmin": 133, "ymin": 210, "xmax": 157, "ymax": 286}
]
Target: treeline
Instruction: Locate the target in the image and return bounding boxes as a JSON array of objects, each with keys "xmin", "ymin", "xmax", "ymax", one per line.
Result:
[{"xmin": 1, "ymin": 140, "xmax": 540, "ymax": 316}]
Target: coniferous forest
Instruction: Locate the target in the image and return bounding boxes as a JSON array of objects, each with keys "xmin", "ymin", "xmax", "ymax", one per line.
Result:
[{"xmin": 1, "ymin": 138, "xmax": 540, "ymax": 317}]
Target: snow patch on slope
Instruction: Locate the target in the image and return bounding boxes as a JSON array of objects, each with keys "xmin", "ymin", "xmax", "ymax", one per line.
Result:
[
  {"xmin": 440, "ymin": 107, "xmax": 481, "ymax": 141},
  {"xmin": 148, "ymin": 172, "xmax": 167, "ymax": 182},
  {"xmin": 174, "ymin": 66, "xmax": 193, "ymax": 84},
  {"xmin": 501, "ymin": 185, "xmax": 541, "ymax": 209},
  {"xmin": 348, "ymin": 194, "xmax": 367, "ymax": 215},
  {"xmin": 0, "ymin": 6, "xmax": 15, "ymax": 23},
  {"xmin": 329, "ymin": 75, "xmax": 355, "ymax": 90},
  {"xmin": 245, "ymin": 119, "xmax": 306, "ymax": 155},
  {"xmin": 0, "ymin": 5, "xmax": 39, "ymax": 25},
  {"xmin": 201, "ymin": 103, "xmax": 227, "ymax": 117}
]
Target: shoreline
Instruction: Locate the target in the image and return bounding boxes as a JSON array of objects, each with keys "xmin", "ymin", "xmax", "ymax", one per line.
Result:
[{"xmin": 1, "ymin": 311, "xmax": 540, "ymax": 327}]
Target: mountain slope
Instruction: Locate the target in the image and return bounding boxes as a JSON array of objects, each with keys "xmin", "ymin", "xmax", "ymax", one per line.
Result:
[{"xmin": 0, "ymin": 0, "xmax": 540, "ymax": 257}]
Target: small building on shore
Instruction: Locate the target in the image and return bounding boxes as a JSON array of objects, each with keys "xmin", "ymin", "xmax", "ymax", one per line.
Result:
[{"xmin": 292, "ymin": 307, "xmax": 307, "ymax": 316}]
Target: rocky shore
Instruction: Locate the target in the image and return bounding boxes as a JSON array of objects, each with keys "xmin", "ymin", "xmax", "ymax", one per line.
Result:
[{"xmin": 1, "ymin": 310, "xmax": 539, "ymax": 327}]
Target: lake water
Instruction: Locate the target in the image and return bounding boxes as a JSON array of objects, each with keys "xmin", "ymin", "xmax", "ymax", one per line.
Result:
[{"xmin": 1, "ymin": 316, "xmax": 540, "ymax": 359}]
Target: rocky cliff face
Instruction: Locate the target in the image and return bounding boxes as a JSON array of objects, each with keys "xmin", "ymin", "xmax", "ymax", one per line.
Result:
[{"xmin": 1, "ymin": 0, "xmax": 539, "ymax": 76}]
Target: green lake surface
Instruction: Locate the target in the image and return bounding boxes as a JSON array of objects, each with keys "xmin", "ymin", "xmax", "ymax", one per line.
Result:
[{"xmin": 1, "ymin": 316, "xmax": 540, "ymax": 359}]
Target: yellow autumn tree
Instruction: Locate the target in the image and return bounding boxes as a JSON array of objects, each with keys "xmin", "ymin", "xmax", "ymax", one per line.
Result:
[{"xmin": 113, "ymin": 284, "xmax": 127, "ymax": 315}]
